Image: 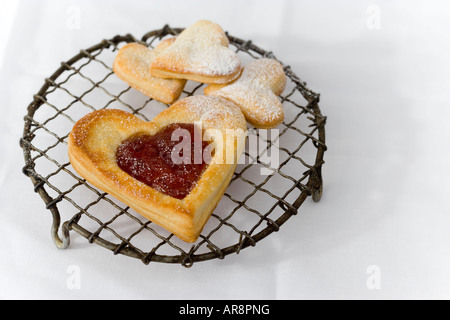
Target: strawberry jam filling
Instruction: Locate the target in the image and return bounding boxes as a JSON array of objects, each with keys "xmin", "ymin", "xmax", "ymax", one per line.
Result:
[{"xmin": 116, "ymin": 123, "xmax": 211, "ymax": 200}]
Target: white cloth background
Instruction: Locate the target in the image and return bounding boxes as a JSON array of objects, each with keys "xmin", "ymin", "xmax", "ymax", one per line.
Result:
[{"xmin": 1, "ymin": 0, "xmax": 449, "ymax": 300}]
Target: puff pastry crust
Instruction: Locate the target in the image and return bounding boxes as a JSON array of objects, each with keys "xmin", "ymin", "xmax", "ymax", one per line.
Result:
[
  {"xmin": 113, "ymin": 39, "xmax": 186, "ymax": 104},
  {"xmin": 150, "ymin": 20, "xmax": 242, "ymax": 84},
  {"xmin": 204, "ymin": 58, "xmax": 287, "ymax": 129},
  {"xmin": 68, "ymin": 96, "xmax": 247, "ymax": 243}
]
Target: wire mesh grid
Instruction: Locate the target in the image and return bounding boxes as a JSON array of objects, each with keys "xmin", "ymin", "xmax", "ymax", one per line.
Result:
[{"xmin": 20, "ymin": 26, "xmax": 327, "ymax": 267}]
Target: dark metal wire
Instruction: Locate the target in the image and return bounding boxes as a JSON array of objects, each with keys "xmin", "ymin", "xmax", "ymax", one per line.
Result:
[{"xmin": 19, "ymin": 25, "xmax": 327, "ymax": 267}]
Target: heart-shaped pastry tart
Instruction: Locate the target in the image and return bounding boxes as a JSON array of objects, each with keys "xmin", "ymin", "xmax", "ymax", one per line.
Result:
[
  {"xmin": 204, "ymin": 58, "xmax": 287, "ymax": 129},
  {"xmin": 68, "ymin": 96, "xmax": 247, "ymax": 243},
  {"xmin": 113, "ymin": 39, "xmax": 186, "ymax": 104},
  {"xmin": 150, "ymin": 20, "xmax": 242, "ymax": 84}
]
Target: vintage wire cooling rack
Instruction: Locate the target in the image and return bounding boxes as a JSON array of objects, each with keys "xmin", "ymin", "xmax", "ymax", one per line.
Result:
[{"xmin": 20, "ymin": 26, "xmax": 327, "ymax": 267}]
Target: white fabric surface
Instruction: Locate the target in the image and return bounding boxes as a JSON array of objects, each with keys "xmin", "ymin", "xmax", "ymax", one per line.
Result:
[{"xmin": 1, "ymin": 0, "xmax": 450, "ymax": 300}]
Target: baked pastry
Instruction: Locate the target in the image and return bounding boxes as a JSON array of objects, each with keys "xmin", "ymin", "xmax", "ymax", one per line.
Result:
[
  {"xmin": 113, "ymin": 39, "xmax": 186, "ymax": 104},
  {"xmin": 68, "ymin": 96, "xmax": 247, "ymax": 243},
  {"xmin": 204, "ymin": 58, "xmax": 287, "ymax": 129},
  {"xmin": 150, "ymin": 20, "xmax": 242, "ymax": 84}
]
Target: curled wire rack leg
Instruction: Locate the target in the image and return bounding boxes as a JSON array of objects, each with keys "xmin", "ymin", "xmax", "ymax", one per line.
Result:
[
  {"xmin": 312, "ymin": 178, "xmax": 323, "ymax": 203},
  {"xmin": 52, "ymin": 219, "xmax": 71, "ymax": 249},
  {"xmin": 21, "ymin": 156, "xmax": 71, "ymax": 249},
  {"xmin": 47, "ymin": 198, "xmax": 70, "ymax": 249},
  {"xmin": 311, "ymin": 168, "xmax": 324, "ymax": 203}
]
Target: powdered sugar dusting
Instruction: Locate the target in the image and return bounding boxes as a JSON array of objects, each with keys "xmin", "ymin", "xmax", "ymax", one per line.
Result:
[
  {"xmin": 122, "ymin": 44, "xmax": 156, "ymax": 80},
  {"xmin": 152, "ymin": 20, "xmax": 241, "ymax": 78},
  {"xmin": 178, "ymin": 95, "xmax": 246, "ymax": 131},
  {"xmin": 205, "ymin": 58, "xmax": 287, "ymax": 128}
]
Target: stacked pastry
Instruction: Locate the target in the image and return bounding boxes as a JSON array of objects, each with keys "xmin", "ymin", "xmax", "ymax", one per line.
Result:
[{"xmin": 68, "ymin": 20, "xmax": 287, "ymax": 242}]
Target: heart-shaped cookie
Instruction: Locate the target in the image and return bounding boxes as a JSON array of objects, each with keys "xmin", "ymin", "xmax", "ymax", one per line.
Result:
[
  {"xmin": 68, "ymin": 96, "xmax": 247, "ymax": 243},
  {"xmin": 113, "ymin": 39, "xmax": 186, "ymax": 104},
  {"xmin": 204, "ymin": 58, "xmax": 287, "ymax": 129},
  {"xmin": 150, "ymin": 20, "xmax": 242, "ymax": 84}
]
